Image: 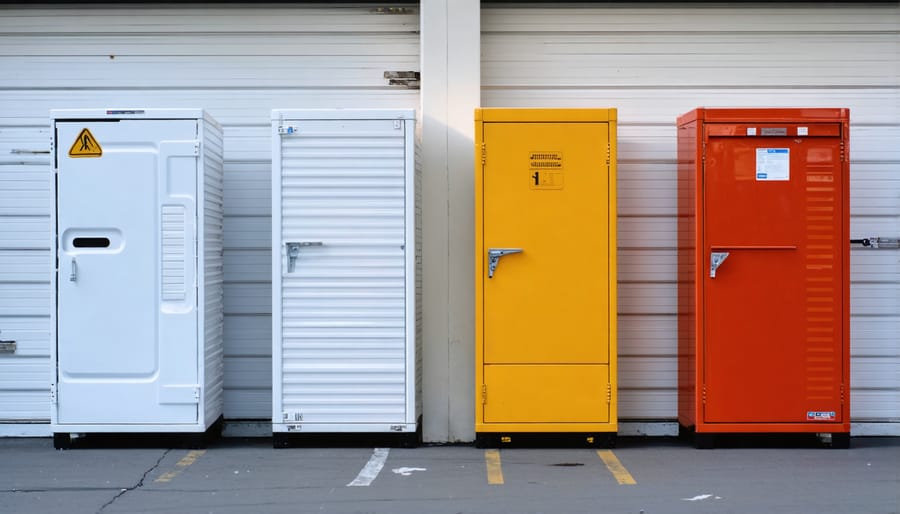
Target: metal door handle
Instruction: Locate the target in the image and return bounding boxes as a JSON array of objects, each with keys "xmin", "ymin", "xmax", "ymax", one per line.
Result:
[
  {"xmin": 69, "ymin": 258, "xmax": 78, "ymax": 282},
  {"xmin": 286, "ymin": 241, "xmax": 323, "ymax": 272},
  {"xmin": 710, "ymin": 252, "xmax": 729, "ymax": 278},
  {"xmin": 487, "ymin": 248, "xmax": 523, "ymax": 278}
]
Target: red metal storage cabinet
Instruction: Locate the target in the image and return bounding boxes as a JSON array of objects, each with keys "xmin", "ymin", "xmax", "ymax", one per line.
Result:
[{"xmin": 677, "ymin": 108, "xmax": 850, "ymax": 448}]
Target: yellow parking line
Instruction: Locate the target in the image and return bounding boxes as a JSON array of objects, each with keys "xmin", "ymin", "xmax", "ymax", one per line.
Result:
[
  {"xmin": 597, "ymin": 450, "xmax": 636, "ymax": 485},
  {"xmin": 176, "ymin": 450, "xmax": 206, "ymax": 467},
  {"xmin": 485, "ymin": 449, "xmax": 504, "ymax": 485},
  {"xmin": 155, "ymin": 450, "xmax": 206, "ymax": 483},
  {"xmin": 154, "ymin": 471, "xmax": 180, "ymax": 483}
]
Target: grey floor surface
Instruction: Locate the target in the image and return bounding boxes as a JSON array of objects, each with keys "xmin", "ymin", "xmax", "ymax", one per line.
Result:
[{"xmin": 1, "ymin": 436, "xmax": 898, "ymax": 514}]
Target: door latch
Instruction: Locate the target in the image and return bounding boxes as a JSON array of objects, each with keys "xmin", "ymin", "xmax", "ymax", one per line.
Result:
[
  {"xmin": 69, "ymin": 258, "xmax": 77, "ymax": 282},
  {"xmin": 286, "ymin": 241, "xmax": 323, "ymax": 272},
  {"xmin": 487, "ymin": 248, "xmax": 523, "ymax": 278},
  {"xmin": 710, "ymin": 252, "xmax": 729, "ymax": 278}
]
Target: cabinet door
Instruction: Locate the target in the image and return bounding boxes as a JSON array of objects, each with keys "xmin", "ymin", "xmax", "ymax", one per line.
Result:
[
  {"xmin": 56, "ymin": 120, "xmax": 199, "ymax": 425},
  {"xmin": 482, "ymin": 121, "xmax": 611, "ymax": 424},
  {"xmin": 703, "ymin": 130, "xmax": 845, "ymax": 424}
]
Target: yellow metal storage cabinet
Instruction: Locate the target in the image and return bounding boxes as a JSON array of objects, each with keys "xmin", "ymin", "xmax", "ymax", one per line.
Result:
[{"xmin": 474, "ymin": 108, "xmax": 618, "ymax": 446}]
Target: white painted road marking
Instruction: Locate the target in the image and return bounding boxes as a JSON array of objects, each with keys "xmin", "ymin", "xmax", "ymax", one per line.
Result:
[
  {"xmin": 347, "ymin": 448, "xmax": 390, "ymax": 487},
  {"xmin": 683, "ymin": 494, "xmax": 721, "ymax": 501},
  {"xmin": 392, "ymin": 467, "xmax": 426, "ymax": 476}
]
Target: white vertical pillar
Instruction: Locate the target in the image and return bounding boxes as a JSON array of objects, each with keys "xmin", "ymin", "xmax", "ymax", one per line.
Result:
[{"xmin": 420, "ymin": 0, "xmax": 480, "ymax": 442}]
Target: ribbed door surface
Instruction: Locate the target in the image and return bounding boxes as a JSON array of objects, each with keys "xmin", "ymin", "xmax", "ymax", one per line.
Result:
[{"xmin": 276, "ymin": 118, "xmax": 408, "ymax": 427}]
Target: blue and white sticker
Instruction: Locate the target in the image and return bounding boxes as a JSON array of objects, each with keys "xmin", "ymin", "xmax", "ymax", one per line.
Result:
[
  {"xmin": 756, "ymin": 148, "xmax": 790, "ymax": 181},
  {"xmin": 807, "ymin": 411, "xmax": 836, "ymax": 421}
]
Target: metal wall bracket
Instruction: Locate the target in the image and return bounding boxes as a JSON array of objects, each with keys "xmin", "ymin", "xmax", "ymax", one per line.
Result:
[
  {"xmin": 10, "ymin": 149, "xmax": 50, "ymax": 155},
  {"xmin": 851, "ymin": 237, "xmax": 900, "ymax": 249},
  {"xmin": 286, "ymin": 241, "xmax": 323, "ymax": 272},
  {"xmin": 384, "ymin": 71, "xmax": 420, "ymax": 89}
]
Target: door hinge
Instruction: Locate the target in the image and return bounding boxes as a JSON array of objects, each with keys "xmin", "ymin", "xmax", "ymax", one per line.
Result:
[
  {"xmin": 840, "ymin": 140, "xmax": 846, "ymax": 163},
  {"xmin": 840, "ymin": 383, "xmax": 845, "ymax": 404},
  {"xmin": 701, "ymin": 384, "xmax": 707, "ymax": 405},
  {"xmin": 607, "ymin": 382, "xmax": 612, "ymax": 404},
  {"xmin": 606, "ymin": 143, "xmax": 611, "ymax": 166},
  {"xmin": 50, "ymin": 383, "xmax": 57, "ymax": 405},
  {"xmin": 481, "ymin": 384, "xmax": 487, "ymax": 405},
  {"xmin": 277, "ymin": 125, "xmax": 298, "ymax": 135},
  {"xmin": 481, "ymin": 143, "xmax": 487, "ymax": 166}
]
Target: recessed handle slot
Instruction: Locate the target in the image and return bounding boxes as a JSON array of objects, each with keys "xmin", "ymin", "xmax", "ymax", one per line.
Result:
[{"xmin": 73, "ymin": 237, "xmax": 110, "ymax": 248}]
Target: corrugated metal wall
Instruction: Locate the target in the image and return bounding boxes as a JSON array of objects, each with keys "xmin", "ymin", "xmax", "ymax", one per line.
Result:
[
  {"xmin": 0, "ymin": 127, "xmax": 51, "ymax": 423},
  {"xmin": 0, "ymin": 5, "xmax": 419, "ymax": 424},
  {"xmin": 481, "ymin": 5, "xmax": 900, "ymax": 426},
  {"xmin": 1, "ymin": 3, "xmax": 897, "ymax": 437}
]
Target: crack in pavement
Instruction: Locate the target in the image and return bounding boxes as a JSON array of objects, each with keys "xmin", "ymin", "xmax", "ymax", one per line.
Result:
[{"xmin": 95, "ymin": 449, "xmax": 172, "ymax": 514}]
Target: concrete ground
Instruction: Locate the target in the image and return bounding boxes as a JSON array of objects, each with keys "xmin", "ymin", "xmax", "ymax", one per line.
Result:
[{"xmin": 1, "ymin": 436, "xmax": 898, "ymax": 514}]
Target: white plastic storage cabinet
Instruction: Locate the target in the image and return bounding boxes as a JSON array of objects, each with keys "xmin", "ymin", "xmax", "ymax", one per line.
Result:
[
  {"xmin": 50, "ymin": 109, "xmax": 225, "ymax": 448},
  {"xmin": 271, "ymin": 109, "xmax": 420, "ymax": 446}
]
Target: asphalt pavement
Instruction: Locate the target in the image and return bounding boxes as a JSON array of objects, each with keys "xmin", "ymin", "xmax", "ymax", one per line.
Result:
[{"xmin": 1, "ymin": 436, "xmax": 898, "ymax": 514}]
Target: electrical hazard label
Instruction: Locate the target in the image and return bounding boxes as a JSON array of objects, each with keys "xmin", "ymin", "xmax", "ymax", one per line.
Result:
[{"xmin": 68, "ymin": 128, "xmax": 102, "ymax": 158}]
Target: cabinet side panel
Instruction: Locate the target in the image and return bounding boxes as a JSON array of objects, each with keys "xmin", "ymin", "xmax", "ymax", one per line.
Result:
[{"xmin": 676, "ymin": 118, "xmax": 699, "ymax": 428}]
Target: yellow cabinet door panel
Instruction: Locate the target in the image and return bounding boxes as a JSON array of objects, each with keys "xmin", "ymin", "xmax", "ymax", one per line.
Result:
[
  {"xmin": 483, "ymin": 122, "xmax": 610, "ymax": 365},
  {"xmin": 483, "ymin": 365, "xmax": 610, "ymax": 424}
]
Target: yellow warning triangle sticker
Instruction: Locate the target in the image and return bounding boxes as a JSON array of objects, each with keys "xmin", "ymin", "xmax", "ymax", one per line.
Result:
[{"xmin": 68, "ymin": 128, "xmax": 103, "ymax": 158}]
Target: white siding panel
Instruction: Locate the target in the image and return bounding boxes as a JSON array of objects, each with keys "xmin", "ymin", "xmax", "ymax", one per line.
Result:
[
  {"xmin": 0, "ymin": 127, "xmax": 51, "ymax": 422},
  {"xmin": 0, "ymin": 7, "xmax": 418, "ymax": 34},
  {"xmin": 483, "ymin": 4, "xmax": 900, "ymax": 428},
  {"xmin": 618, "ymin": 315, "xmax": 677, "ymax": 357},
  {"xmin": 851, "ymin": 317, "xmax": 900, "ymax": 357},
  {"xmin": 484, "ymin": 89, "xmax": 900, "ymax": 126},
  {"xmin": 223, "ymin": 161, "xmax": 271, "ymax": 217},
  {"xmin": 225, "ymin": 250, "xmax": 272, "ymax": 283},
  {"xmin": 224, "ymin": 316, "xmax": 271, "ymax": 358},
  {"xmin": 0, "ymin": 360, "xmax": 49, "ymax": 391},
  {"xmin": 0, "ymin": 5, "xmax": 419, "ymax": 422}
]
